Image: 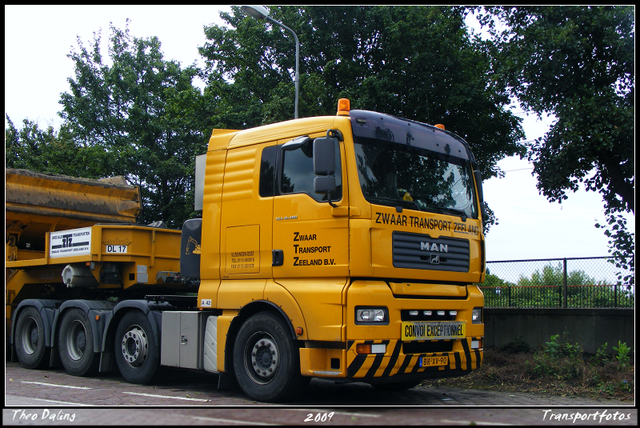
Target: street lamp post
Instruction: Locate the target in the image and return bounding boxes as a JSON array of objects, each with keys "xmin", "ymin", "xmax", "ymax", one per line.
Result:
[{"xmin": 241, "ymin": 5, "xmax": 299, "ymax": 119}]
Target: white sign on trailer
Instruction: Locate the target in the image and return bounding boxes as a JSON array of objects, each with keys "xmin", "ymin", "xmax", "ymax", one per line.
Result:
[{"xmin": 49, "ymin": 228, "xmax": 92, "ymax": 258}]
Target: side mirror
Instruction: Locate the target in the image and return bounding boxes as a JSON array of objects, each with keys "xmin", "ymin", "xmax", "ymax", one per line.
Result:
[
  {"xmin": 314, "ymin": 176, "xmax": 336, "ymax": 194},
  {"xmin": 313, "ymin": 136, "xmax": 337, "ymax": 195},
  {"xmin": 474, "ymin": 169, "xmax": 487, "ymax": 224},
  {"xmin": 313, "ymin": 136, "xmax": 336, "ymax": 176}
]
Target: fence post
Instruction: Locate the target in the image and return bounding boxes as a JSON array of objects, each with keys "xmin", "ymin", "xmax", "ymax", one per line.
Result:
[{"xmin": 562, "ymin": 258, "xmax": 568, "ymax": 308}]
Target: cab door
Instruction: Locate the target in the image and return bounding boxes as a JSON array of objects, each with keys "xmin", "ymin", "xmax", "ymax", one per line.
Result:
[{"xmin": 272, "ymin": 131, "xmax": 349, "ymax": 279}]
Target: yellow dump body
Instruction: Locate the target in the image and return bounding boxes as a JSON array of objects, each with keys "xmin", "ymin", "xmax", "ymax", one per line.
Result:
[
  {"xmin": 5, "ymin": 169, "xmax": 161, "ymax": 335},
  {"xmin": 6, "ymin": 168, "xmax": 141, "ymax": 262}
]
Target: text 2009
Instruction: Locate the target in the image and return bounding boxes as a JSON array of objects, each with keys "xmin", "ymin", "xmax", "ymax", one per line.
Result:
[{"xmin": 304, "ymin": 412, "xmax": 335, "ymax": 423}]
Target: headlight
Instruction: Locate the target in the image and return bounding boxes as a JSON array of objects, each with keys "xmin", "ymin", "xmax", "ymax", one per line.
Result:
[
  {"xmin": 472, "ymin": 307, "xmax": 483, "ymax": 324},
  {"xmin": 355, "ymin": 307, "xmax": 388, "ymax": 325}
]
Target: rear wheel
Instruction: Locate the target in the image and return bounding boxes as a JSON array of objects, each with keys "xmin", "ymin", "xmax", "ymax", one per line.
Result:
[
  {"xmin": 233, "ymin": 312, "xmax": 308, "ymax": 402},
  {"xmin": 14, "ymin": 306, "xmax": 50, "ymax": 369},
  {"xmin": 114, "ymin": 311, "xmax": 159, "ymax": 384},
  {"xmin": 58, "ymin": 309, "xmax": 99, "ymax": 376}
]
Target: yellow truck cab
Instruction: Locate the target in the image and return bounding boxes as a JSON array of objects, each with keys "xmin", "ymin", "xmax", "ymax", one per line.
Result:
[
  {"xmin": 186, "ymin": 99, "xmax": 485, "ymax": 400},
  {"xmin": 8, "ymin": 99, "xmax": 485, "ymax": 403}
]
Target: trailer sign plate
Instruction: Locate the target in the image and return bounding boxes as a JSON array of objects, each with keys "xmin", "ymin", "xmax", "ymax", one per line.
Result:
[
  {"xmin": 420, "ymin": 355, "xmax": 449, "ymax": 368},
  {"xmin": 49, "ymin": 228, "xmax": 92, "ymax": 258},
  {"xmin": 106, "ymin": 245, "xmax": 128, "ymax": 253},
  {"xmin": 401, "ymin": 321, "xmax": 466, "ymax": 341}
]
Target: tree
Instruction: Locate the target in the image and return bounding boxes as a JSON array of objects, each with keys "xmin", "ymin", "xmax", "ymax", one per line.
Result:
[
  {"xmin": 7, "ymin": 7, "xmax": 528, "ymax": 233},
  {"xmin": 479, "ymin": 6, "xmax": 634, "ymax": 282},
  {"xmin": 5, "ymin": 116, "xmax": 107, "ymax": 177},
  {"xmin": 199, "ymin": 6, "xmax": 526, "ymax": 181},
  {"xmin": 198, "ymin": 6, "xmax": 529, "ymax": 235},
  {"xmin": 59, "ymin": 21, "xmax": 211, "ymax": 227}
]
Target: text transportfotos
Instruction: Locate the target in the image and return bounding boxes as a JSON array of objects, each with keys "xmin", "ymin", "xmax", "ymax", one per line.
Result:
[{"xmin": 542, "ymin": 409, "xmax": 631, "ymax": 423}]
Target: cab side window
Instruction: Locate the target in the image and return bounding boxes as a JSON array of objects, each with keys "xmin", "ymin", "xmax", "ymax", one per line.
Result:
[
  {"xmin": 281, "ymin": 144, "xmax": 315, "ymax": 196},
  {"xmin": 258, "ymin": 139, "xmax": 342, "ymax": 202},
  {"xmin": 281, "ymin": 140, "xmax": 341, "ymax": 202},
  {"xmin": 259, "ymin": 145, "xmax": 277, "ymax": 197}
]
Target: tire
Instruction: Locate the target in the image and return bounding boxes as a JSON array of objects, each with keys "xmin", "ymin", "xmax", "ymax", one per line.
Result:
[
  {"xmin": 233, "ymin": 312, "xmax": 308, "ymax": 403},
  {"xmin": 114, "ymin": 311, "xmax": 159, "ymax": 384},
  {"xmin": 58, "ymin": 309, "xmax": 99, "ymax": 376},
  {"xmin": 14, "ymin": 306, "xmax": 50, "ymax": 369}
]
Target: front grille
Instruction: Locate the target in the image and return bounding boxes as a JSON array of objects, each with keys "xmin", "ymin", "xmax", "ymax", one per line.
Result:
[
  {"xmin": 401, "ymin": 309, "xmax": 457, "ymax": 321},
  {"xmin": 393, "ymin": 231, "xmax": 469, "ymax": 272}
]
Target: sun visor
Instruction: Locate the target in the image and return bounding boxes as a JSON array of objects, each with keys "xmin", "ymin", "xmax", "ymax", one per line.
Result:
[{"xmin": 349, "ymin": 110, "xmax": 472, "ymax": 161}]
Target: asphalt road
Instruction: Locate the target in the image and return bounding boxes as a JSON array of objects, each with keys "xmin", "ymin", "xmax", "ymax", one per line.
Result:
[{"xmin": 4, "ymin": 362, "xmax": 636, "ymax": 426}]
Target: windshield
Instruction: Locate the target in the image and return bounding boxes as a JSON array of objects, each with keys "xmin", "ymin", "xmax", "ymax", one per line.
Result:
[{"xmin": 354, "ymin": 136, "xmax": 477, "ymax": 219}]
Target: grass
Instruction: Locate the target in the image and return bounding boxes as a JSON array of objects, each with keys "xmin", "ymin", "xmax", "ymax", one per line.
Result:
[{"xmin": 432, "ymin": 336, "xmax": 634, "ymax": 402}]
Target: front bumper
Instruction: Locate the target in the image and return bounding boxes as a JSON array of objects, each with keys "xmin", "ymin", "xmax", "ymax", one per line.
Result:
[{"xmin": 300, "ymin": 279, "xmax": 484, "ymax": 382}]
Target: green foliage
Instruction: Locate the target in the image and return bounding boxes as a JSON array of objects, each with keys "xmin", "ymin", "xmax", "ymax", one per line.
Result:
[
  {"xmin": 596, "ymin": 214, "xmax": 635, "ymax": 287},
  {"xmin": 7, "ymin": 7, "xmax": 527, "ymax": 231},
  {"xmin": 480, "ymin": 271, "xmax": 514, "ymax": 307},
  {"xmin": 613, "ymin": 341, "xmax": 631, "ymax": 370},
  {"xmin": 5, "ymin": 116, "xmax": 108, "ymax": 177},
  {"xmin": 440, "ymin": 337, "xmax": 633, "ymax": 399},
  {"xmin": 7, "ymin": 6, "xmax": 633, "ymax": 238},
  {"xmin": 480, "ymin": 6, "xmax": 634, "ymax": 270},
  {"xmin": 590, "ymin": 342, "xmax": 610, "ymax": 367},
  {"xmin": 479, "ymin": 261, "xmax": 634, "ymax": 308},
  {"xmin": 531, "ymin": 332, "xmax": 584, "ymax": 380},
  {"xmin": 200, "ymin": 6, "xmax": 526, "ymax": 182},
  {"xmin": 59, "ymin": 21, "xmax": 211, "ymax": 227},
  {"xmin": 525, "ymin": 334, "xmax": 632, "ymax": 393},
  {"xmin": 544, "ymin": 332, "xmax": 583, "ymax": 359},
  {"xmin": 509, "ymin": 264, "xmax": 563, "ymax": 307}
]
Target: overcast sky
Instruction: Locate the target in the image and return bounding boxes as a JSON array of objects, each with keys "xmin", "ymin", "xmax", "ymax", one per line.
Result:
[{"xmin": 5, "ymin": 5, "xmax": 634, "ymax": 267}]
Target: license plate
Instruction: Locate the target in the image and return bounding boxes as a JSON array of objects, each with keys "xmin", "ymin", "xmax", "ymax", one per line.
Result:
[
  {"xmin": 106, "ymin": 244, "xmax": 128, "ymax": 254},
  {"xmin": 401, "ymin": 321, "xmax": 466, "ymax": 341},
  {"xmin": 420, "ymin": 355, "xmax": 449, "ymax": 368}
]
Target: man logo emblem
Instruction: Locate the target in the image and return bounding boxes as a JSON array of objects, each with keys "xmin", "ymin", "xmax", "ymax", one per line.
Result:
[{"xmin": 430, "ymin": 254, "xmax": 440, "ymax": 264}]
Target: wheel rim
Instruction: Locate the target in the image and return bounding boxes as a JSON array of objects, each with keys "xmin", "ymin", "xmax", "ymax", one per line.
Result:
[
  {"xmin": 120, "ymin": 325, "xmax": 148, "ymax": 368},
  {"xmin": 66, "ymin": 320, "xmax": 88, "ymax": 361},
  {"xmin": 21, "ymin": 317, "xmax": 39, "ymax": 355},
  {"xmin": 244, "ymin": 332, "xmax": 280, "ymax": 384}
]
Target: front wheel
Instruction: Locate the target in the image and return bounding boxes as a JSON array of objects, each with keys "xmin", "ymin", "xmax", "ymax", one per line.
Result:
[
  {"xmin": 58, "ymin": 308, "xmax": 99, "ymax": 376},
  {"xmin": 14, "ymin": 306, "xmax": 50, "ymax": 369},
  {"xmin": 233, "ymin": 312, "xmax": 308, "ymax": 402},
  {"xmin": 114, "ymin": 311, "xmax": 159, "ymax": 384}
]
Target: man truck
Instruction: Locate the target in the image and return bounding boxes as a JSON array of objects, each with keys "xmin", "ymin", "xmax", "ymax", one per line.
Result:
[{"xmin": 7, "ymin": 99, "xmax": 486, "ymax": 402}]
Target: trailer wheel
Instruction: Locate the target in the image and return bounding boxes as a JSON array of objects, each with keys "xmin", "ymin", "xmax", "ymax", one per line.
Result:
[
  {"xmin": 58, "ymin": 309, "xmax": 99, "ymax": 376},
  {"xmin": 233, "ymin": 312, "xmax": 308, "ymax": 402},
  {"xmin": 114, "ymin": 311, "xmax": 159, "ymax": 384},
  {"xmin": 14, "ymin": 306, "xmax": 50, "ymax": 369}
]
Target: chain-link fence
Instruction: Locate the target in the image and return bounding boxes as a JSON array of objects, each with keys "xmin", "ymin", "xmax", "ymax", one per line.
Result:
[{"xmin": 478, "ymin": 257, "xmax": 634, "ymax": 308}]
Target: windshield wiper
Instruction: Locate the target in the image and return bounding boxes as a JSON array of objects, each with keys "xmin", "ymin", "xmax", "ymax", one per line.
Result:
[
  {"xmin": 426, "ymin": 206, "xmax": 467, "ymax": 221},
  {"xmin": 366, "ymin": 196, "xmax": 423, "ymax": 212}
]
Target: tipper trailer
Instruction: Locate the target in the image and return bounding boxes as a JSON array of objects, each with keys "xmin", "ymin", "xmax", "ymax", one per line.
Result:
[{"xmin": 7, "ymin": 99, "xmax": 486, "ymax": 402}]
